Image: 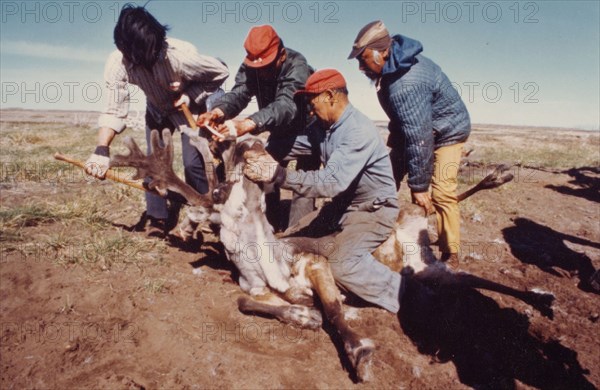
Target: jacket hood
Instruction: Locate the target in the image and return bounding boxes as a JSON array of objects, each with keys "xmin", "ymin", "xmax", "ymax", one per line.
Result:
[{"xmin": 382, "ymin": 34, "xmax": 423, "ymax": 76}]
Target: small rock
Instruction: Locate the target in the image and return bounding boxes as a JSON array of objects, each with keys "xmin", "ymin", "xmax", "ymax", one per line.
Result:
[
  {"xmin": 412, "ymin": 365, "xmax": 422, "ymax": 378},
  {"xmin": 589, "ymin": 313, "xmax": 599, "ymax": 323},
  {"xmin": 192, "ymin": 268, "xmax": 203, "ymax": 276},
  {"xmin": 65, "ymin": 342, "xmax": 79, "ymax": 352}
]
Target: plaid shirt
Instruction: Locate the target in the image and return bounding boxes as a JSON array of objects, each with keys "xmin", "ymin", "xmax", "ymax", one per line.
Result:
[{"xmin": 98, "ymin": 37, "xmax": 229, "ymax": 132}]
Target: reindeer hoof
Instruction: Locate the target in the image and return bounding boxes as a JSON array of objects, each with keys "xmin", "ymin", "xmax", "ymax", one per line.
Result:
[
  {"xmin": 282, "ymin": 305, "xmax": 323, "ymax": 330},
  {"xmin": 347, "ymin": 338, "xmax": 375, "ymax": 382}
]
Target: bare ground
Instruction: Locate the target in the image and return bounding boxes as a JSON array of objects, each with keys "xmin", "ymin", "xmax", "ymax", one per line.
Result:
[{"xmin": 1, "ymin": 110, "xmax": 599, "ymax": 389}]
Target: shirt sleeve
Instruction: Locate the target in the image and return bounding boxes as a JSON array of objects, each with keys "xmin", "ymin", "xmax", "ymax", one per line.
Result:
[
  {"xmin": 249, "ymin": 60, "xmax": 310, "ymax": 132},
  {"xmin": 282, "ymin": 129, "xmax": 373, "ymax": 198},
  {"xmin": 211, "ymin": 64, "xmax": 254, "ymax": 119},
  {"xmin": 387, "ymin": 81, "xmax": 434, "ymax": 192},
  {"xmin": 174, "ymin": 40, "xmax": 230, "ymax": 106},
  {"xmin": 97, "ymin": 50, "xmax": 129, "ymax": 133}
]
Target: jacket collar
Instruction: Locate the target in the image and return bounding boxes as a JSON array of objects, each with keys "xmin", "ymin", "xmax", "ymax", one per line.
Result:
[{"xmin": 328, "ymin": 103, "xmax": 354, "ymax": 133}]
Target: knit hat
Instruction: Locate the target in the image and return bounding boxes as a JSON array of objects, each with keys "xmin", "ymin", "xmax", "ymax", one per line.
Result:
[{"xmin": 348, "ymin": 20, "xmax": 392, "ymax": 59}]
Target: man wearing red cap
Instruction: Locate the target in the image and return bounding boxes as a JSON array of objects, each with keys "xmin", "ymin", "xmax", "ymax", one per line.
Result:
[
  {"xmin": 243, "ymin": 69, "xmax": 404, "ymax": 314},
  {"xmin": 349, "ymin": 20, "xmax": 471, "ymax": 265},
  {"xmin": 197, "ymin": 25, "xmax": 318, "ymax": 231}
]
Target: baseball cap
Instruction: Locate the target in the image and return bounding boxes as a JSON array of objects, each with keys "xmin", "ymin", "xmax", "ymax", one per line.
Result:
[
  {"xmin": 244, "ymin": 25, "xmax": 281, "ymax": 68},
  {"xmin": 347, "ymin": 20, "xmax": 391, "ymax": 59},
  {"xmin": 295, "ymin": 69, "xmax": 347, "ymax": 95}
]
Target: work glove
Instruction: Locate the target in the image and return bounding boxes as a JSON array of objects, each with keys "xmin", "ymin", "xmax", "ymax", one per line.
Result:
[
  {"xmin": 243, "ymin": 149, "xmax": 286, "ymax": 184},
  {"xmin": 84, "ymin": 146, "xmax": 110, "ymax": 179},
  {"xmin": 170, "ymin": 81, "xmax": 191, "ymax": 110},
  {"xmin": 174, "ymin": 93, "xmax": 190, "ymax": 108}
]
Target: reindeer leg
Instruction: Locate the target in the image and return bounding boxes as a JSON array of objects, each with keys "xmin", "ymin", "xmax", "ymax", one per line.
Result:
[
  {"xmin": 237, "ymin": 290, "xmax": 322, "ymax": 330},
  {"xmin": 303, "ymin": 253, "xmax": 375, "ymax": 383},
  {"xmin": 415, "ymin": 268, "xmax": 555, "ymax": 318},
  {"xmin": 457, "ymin": 164, "xmax": 514, "ymax": 201}
]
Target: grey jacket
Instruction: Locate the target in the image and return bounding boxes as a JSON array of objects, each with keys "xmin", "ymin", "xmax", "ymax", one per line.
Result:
[{"xmin": 281, "ymin": 104, "xmax": 398, "ymax": 211}]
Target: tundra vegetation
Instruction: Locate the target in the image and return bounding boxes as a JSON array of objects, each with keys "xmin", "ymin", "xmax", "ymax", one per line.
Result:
[{"xmin": 1, "ymin": 110, "xmax": 598, "ymax": 389}]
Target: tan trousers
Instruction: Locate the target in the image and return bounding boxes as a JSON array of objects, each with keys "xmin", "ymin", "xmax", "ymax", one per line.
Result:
[{"xmin": 432, "ymin": 143, "xmax": 465, "ymax": 254}]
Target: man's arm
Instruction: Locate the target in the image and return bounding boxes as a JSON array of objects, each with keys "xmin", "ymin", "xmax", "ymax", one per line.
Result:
[
  {"xmin": 175, "ymin": 39, "xmax": 230, "ymax": 105},
  {"xmin": 86, "ymin": 51, "xmax": 130, "ymax": 179},
  {"xmin": 248, "ymin": 57, "xmax": 311, "ymax": 133},
  {"xmin": 387, "ymin": 81, "xmax": 434, "ymax": 193},
  {"xmin": 211, "ymin": 64, "xmax": 254, "ymax": 119},
  {"xmin": 97, "ymin": 50, "xmax": 130, "ymax": 134},
  {"xmin": 96, "ymin": 127, "xmax": 117, "ymax": 147},
  {"xmin": 281, "ymin": 131, "xmax": 374, "ymax": 198}
]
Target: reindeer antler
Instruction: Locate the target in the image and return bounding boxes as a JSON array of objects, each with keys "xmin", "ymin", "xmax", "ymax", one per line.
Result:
[{"xmin": 110, "ymin": 128, "xmax": 212, "ymax": 208}]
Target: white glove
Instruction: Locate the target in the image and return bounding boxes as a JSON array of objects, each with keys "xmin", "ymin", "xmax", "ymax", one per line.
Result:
[
  {"xmin": 174, "ymin": 93, "xmax": 191, "ymax": 108},
  {"xmin": 84, "ymin": 153, "xmax": 110, "ymax": 179}
]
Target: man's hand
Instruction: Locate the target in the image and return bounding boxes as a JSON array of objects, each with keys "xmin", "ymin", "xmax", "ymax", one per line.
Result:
[
  {"xmin": 84, "ymin": 150, "xmax": 110, "ymax": 179},
  {"xmin": 173, "ymin": 93, "xmax": 190, "ymax": 108},
  {"xmin": 411, "ymin": 191, "xmax": 435, "ymax": 215},
  {"xmin": 243, "ymin": 149, "xmax": 281, "ymax": 183},
  {"xmin": 218, "ymin": 118, "xmax": 256, "ymax": 138},
  {"xmin": 196, "ymin": 108, "xmax": 225, "ymax": 128}
]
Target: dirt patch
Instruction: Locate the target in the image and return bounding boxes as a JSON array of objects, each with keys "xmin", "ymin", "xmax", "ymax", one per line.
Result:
[{"xmin": 1, "ymin": 113, "xmax": 599, "ymax": 388}]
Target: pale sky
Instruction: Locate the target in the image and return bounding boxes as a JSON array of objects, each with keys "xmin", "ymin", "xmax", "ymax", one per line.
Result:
[{"xmin": 1, "ymin": 0, "xmax": 599, "ymax": 130}]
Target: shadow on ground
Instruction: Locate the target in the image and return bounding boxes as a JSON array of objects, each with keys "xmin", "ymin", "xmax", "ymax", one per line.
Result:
[
  {"xmin": 503, "ymin": 217, "xmax": 599, "ymax": 294},
  {"xmin": 399, "ymin": 278, "xmax": 595, "ymax": 389},
  {"xmin": 546, "ymin": 167, "xmax": 600, "ymax": 203}
]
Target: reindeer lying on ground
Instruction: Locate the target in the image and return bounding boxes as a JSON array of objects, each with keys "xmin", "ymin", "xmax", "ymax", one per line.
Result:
[{"xmin": 111, "ymin": 129, "xmax": 554, "ymax": 382}]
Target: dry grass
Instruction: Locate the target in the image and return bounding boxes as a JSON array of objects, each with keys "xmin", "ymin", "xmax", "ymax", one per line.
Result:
[
  {"xmin": 0, "ymin": 114, "xmax": 175, "ymax": 271},
  {"xmin": 1, "ymin": 112, "xmax": 598, "ymax": 272},
  {"xmin": 465, "ymin": 126, "xmax": 599, "ymax": 169}
]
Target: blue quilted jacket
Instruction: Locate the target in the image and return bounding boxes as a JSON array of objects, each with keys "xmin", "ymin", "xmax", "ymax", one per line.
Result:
[{"xmin": 377, "ymin": 34, "xmax": 471, "ymax": 192}]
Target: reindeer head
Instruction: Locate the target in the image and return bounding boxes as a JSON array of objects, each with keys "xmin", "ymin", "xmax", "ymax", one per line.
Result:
[
  {"xmin": 109, "ymin": 128, "xmax": 268, "ymax": 213},
  {"xmin": 110, "ymin": 128, "xmax": 216, "ymax": 208},
  {"xmin": 211, "ymin": 135, "xmax": 269, "ymax": 215}
]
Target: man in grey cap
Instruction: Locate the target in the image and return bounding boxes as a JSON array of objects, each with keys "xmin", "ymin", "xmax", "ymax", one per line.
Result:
[{"xmin": 348, "ymin": 20, "xmax": 471, "ymax": 265}]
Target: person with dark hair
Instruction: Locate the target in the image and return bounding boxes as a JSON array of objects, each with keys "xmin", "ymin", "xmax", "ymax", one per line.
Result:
[
  {"xmin": 85, "ymin": 4, "xmax": 229, "ymax": 237},
  {"xmin": 242, "ymin": 69, "xmax": 404, "ymax": 314},
  {"xmin": 348, "ymin": 20, "xmax": 471, "ymax": 265},
  {"xmin": 197, "ymin": 25, "xmax": 319, "ymax": 232}
]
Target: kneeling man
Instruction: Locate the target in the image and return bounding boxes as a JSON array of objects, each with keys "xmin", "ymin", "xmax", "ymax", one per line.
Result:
[{"xmin": 244, "ymin": 69, "xmax": 403, "ymax": 313}]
